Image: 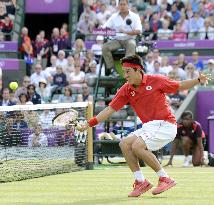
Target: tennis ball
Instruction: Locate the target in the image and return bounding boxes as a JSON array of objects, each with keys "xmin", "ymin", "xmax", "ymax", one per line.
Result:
[{"xmin": 9, "ymin": 82, "xmax": 19, "ymax": 90}]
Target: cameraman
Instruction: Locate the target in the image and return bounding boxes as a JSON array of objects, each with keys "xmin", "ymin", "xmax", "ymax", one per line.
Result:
[{"xmin": 102, "ymin": 0, "xmax": 142, "ymax": 76}]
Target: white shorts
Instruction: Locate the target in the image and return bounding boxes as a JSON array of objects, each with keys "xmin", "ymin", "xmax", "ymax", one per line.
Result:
[{"xmin": 132, "ymin": 120, "xmax": 177, "ymax": 151}]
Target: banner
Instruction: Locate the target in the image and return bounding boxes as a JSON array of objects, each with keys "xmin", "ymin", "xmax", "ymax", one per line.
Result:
[
  {"xmin": 156, "ymin": 40, "xmax": 214, "ymax": 49},
  {"xmin": 25, "ymin": 0, "xmax": 70, "ymax": 13},
  {"xmin": 0, "ymin": 59, "xmax": 19, "ymax": 70},
  {"xmin": 0, "ymin": 41, "xmax": 18, "ymax": 52},
  {"xmin": 196, "ymin": 90, "xmax": 214, "ymax": 135}
]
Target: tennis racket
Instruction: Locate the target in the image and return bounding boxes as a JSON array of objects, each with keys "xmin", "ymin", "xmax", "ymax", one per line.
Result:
[{"xmin": 52, "ymin": 109, "xmax": 87, "ymax": 143}]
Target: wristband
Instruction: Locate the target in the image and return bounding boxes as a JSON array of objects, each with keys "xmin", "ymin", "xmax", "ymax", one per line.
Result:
[
  {"xmin": 88, "ymin": 117, "xmax": 98, "ymax": 127},
  {"xmin": 198, "ymin": 78, "xmax": 201, "ymax": 83}
]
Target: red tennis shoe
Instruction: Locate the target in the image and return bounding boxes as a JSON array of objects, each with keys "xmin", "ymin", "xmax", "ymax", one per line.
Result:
[
  {"xmin": 128, "ymin": 179, "xmax": 153, "ymax": 197},
  {"xmin": 152, "ymin": 177, "xmax": 176, "ymax": 195}
]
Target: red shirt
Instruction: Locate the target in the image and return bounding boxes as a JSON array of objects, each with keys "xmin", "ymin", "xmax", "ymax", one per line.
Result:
[{"xmin": 109, "ymin": 74, "xmax": 180, "ymax": 124}]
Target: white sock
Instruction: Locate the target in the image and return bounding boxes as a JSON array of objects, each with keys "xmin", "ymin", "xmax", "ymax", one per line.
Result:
[
  {"xmin": 134, "ymin": 170, "xmax": 145, "ymax": 182},
  {"xmin": 156, "ymin": 168, "xmax": 168, "ymax": 178}
]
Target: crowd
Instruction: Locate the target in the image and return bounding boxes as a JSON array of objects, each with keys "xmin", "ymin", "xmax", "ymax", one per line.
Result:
[
  {"xmin": 77, "ymin": 0, "xmax": 214, "ymax": 41},
  {"xmin": 0, "ymin": 0, "xmax": 16, "ymax": 41}
]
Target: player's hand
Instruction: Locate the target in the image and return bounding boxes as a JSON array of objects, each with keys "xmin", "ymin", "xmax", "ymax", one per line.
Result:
[
  {"xmin": 198, "ymin": 73, "xmax": 212, "ymax": 85},
  {"xmin": 76, "ymin": 123, "xmax": 89, "ymax": 132},
  {"xmin": 164, "ymin": 160, "xmax": 173, "ymax": 167}
]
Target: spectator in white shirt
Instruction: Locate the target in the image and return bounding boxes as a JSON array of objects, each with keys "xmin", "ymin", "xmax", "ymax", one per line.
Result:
[
  {"xmin": 157, "ymin": 20, "xmax": 173, "ymax": 40},
  {"xmin": 28, "ymin": 124, "xmax": 48, "ymax": 147},
  {"xmin": 199, "ymin": 18, "xmax": 214, "ymax": 40},
  {"xmin": 30, "ymin": 64, "xmax": 52, "ymax": 87}
]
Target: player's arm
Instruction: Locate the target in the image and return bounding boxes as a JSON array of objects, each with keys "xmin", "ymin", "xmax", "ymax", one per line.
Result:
[
  {"xmin": 164, "ymin": 138, "xmax": 179, "ymax": 167},
  {"xmin": 178, "ymin": 72, "xmax": 211, "ymax": 90},
  {"xmin": 197, "ymin": 137, "xmax": 204, "ymax": 165},
  {"xmin": 78, "ymin": 106, "xmax": 116, "ymax": 131}
]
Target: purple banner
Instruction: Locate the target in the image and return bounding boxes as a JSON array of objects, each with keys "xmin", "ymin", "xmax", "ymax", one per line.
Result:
[
  {"xmin": 25, "ymin": 0, "xmax": 70, "ymax": 14},
  {"xmin": 92, "ymin": 28, "xmax": 116, "ymax": 36},
  {"xmin": 0, "ymin": 41, "xmax": 18, "ymax": 52},
  {"xmin": 208, "ymin": 117, "xmax": 214, "ymax": 153},
  {"xmin": 196, "ymin": 90, "xmax": 214, "ymax": 135},
  {"xmin": 156, "ymin": 40, "xmax": 214, "ymax": 49},
  {"xmin": 0, "ymin": 59, "xmax": 19, "ymax": 70}
]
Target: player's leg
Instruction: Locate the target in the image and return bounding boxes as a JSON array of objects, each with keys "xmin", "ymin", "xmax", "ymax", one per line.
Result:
[
  {"xmin": 119, "ymin": 135, "xmax": 153, "ymax": 197},
  {"xmin": 132, "ymin": 121, "xmax": 177, "ymax": 195},
  {"xmin": 181, "ymin": 136, "xmax": 193, "ymax": 167}
]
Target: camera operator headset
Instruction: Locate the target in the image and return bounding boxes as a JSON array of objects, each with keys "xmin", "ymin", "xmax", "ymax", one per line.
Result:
[{"xmin": 101, "ymin": 0, "xmax": 142, "ymax": 76}]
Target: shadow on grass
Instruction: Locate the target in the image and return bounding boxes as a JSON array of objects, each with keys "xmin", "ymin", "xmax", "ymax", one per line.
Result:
[{"xmin": 69, "ymin": 195, "xmax": 167, "ymax": 205}]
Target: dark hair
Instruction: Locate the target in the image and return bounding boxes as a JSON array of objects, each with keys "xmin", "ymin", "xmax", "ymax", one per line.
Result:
[
  {"xmin": 27, "ymin": 84, "xmax": 35, "ymax": 91},
  {"xmin": 181, "ymin": 111, "xmax": 193, "ymax": 120},
  {"xmin": 18, "ymin": 93, "xmax": 29, "ymax": 101},
  {"xmin": 121, "ymin": 54, "xmax": 145, "ymax": 72},
  {"xmin": 64, "ymin": 86, "xmax": 72, "ymax": 96},
  {"xmin": 119, "ymin": 0, "xmax": 129, "ymax": 3}
]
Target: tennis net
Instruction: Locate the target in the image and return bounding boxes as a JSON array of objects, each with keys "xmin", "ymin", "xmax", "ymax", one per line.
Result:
[{"xmin": 0, "ymin": 102, "xmax": 93, "ymax": 182}]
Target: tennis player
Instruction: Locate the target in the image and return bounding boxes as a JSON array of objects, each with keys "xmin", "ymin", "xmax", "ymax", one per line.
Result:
[{"xmin": 78, "ymin": 55, "xmax": 210, "ymax": 197}]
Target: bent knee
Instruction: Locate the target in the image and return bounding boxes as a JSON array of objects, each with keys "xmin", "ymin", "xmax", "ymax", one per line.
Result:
[{"xmin": 131, "ymin": 138, "xmax": 147, "ymax": 153}]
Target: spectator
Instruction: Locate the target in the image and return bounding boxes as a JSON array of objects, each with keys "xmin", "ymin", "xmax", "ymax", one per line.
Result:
[
  {"xmin": 50, "ymin": 27, "xmax": 61, "ymax": 56},
  {"xmin": 27, "ymin": 84, "xmax": 41, "ymax": 104},
  {"xmin": 191, "ymin": 51, "xmax": 204, "ymax": 71},
  {"xmin": 39, "ymin": 110, "xmax": 55, "ymax": 129},
  {"xmin": 174, "ymin": 0, "xmax": 185, "ymax": 11},
  {"xmin": 52, "ymin": 65, "xmax": 68, "ymax": 95},
  {"xmin": 60, "ymin": 27, "xmax": 71, "ymax": 50},
  {"xmin": 91, "ymin": 35, "xmax": 104, "ymax": 60},
  {"xmin": 165, "ymin": 111, "xmax": 205, "ymax": 167},
  {"xmin": 36, "ymin": 79, "xmax": 51, "ymax": 103},
  {"xmin": 13, "ymin": 112, "xmax": 28, "ymax": 129},
  {"xmin": 65, "ymin": 55, "xmax": 75, "ymax": 78},
  {"xmin": 109, "ymin": 0, "xmax": 118, "ymax": 13},
  {"xmin": 72, "ymin": 39, "xmax": 86, "ymax": 58},
  {"xmin": 86, "ymin": 61, "xmax": 98, "ymax": 79},
  {"xmin": 179, "ymin": 13, "xmax": 189, "ymax": 34},
  {"xmin": 172, "ymin": 21, "xmax": 187, "ymax": 40},
  {"xmin": 203, "ymin": 59, "xmax": 214, "ymax": 86},
  {"xmin": 28, "ymin": 124, "xmax": 48, "ymax": 147},
  {"xmin": 77, "ymin": 83, "xmax": 93, "ymax": 102},
  {"xmin": 1, "ymin": 15, "xmax": 13, "ymax": 41},
  {"xmin": 69, "ymin": 63, "xmax": 85, "ymax": 89},
  {"xmin": 56, "ymin": 50, "xmax": 68, "ymax": 73},
  {"xmin": 152, "ymin": 49, "xmax": 162, "ymax": 63},
  {"xmin": 30, "ymin": 64, "xmax": 52, "ymax": 87},
  {"xmin": 0, "ymin": 88, "xmax": 16, "ymax": 106},
  {"xmin": 185, "ymin": 63, "xmax": 199, "ymax": 80},
  {"xmin": 102, "ymin": 0, "xmax": 142, "ymax": 76},
  {"xmin": 76, "ymin": 13, "xmax": 95, "ymax": 40},
  {"xmin": 33, "ymin": 33, "xmax": 49, "ymax": 69},
  {"xmin": 171, "ymin": 60, "xmax": 187, "ymax": 80},
  {"xmin": 17, "ymin": 93, "xmax": 32, "ymax": 105},
  {"xmin": 142, "ymin": 21, "xmax": 155, "ymax": 41},
  {"xmin": 157, "ymin": 20, "xmax": 173, "ymax": 40},
  {"xmin": 145, "ymin": 52, "xmax": 154, "ymax": 73},
  {"xmin": 14, "ymin": 76, "xmax": 30, "ymax": 99},
  {"xmin": 160, "ymin": 56, "xmax": 172, "ymax": 75},
  {"xmin": 0, "ymin": 4, "xmax": 7, "ymax": 20},
  {"xmin": 177, "ymin": 53, "xmax": 187, "ymax": 70},
  {"xmin": 149, "ymin": 12, "xmax": 162, "ymax": 40},
  {"xmin": 171, "ymin": 3, "xmax": 181, "ymax": 25},
  {"xmin": 97, "ymin": 3, "xmax": 111, "ymax": 26},
  {"xmin": 58, "ymin": 86, "xmax": 75, "ymax": 103},
  {"xmin": 188, "ymin": 11, "xmax": 205, "ymax": 39},
  {"xmin": 20, "ymin": 27, "xmax": 33, "ymax": 76},
  {"xmin": 151, "ymin": 60, "xmax": 167, "ymax": 75},
  {"xmin": 45, "ymin": 55, "xmax": 57, "ymax": 77},
  {"xmin": 199, "ymin": 18, "xmax": 214, "ymax": 40}
]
